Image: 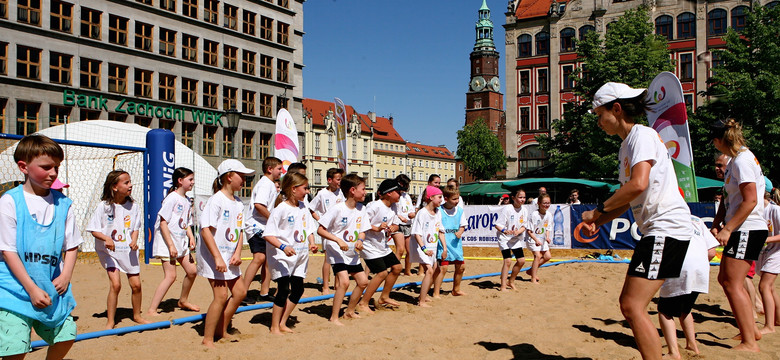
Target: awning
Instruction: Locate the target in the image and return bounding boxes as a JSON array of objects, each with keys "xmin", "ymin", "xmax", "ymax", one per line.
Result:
[
  {"xmin": 459, "ymin": 182, "xmax": 510, "ymax": 197},
  {"xmin": 695, "ymin": 176, "xmax": 723, "ymax": 189},
  {"xmin": 502, "ymin": 177, "xmax": 617, "ymax": 191}
]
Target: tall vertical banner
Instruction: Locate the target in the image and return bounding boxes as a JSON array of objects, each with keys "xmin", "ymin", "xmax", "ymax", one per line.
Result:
[
  {"xmin": 274, "ymin": 108, "xmax": 300, "ymax": 174},
  {"xmin": 333, "ymin": 97, "xmax": 348, "ymax": 172},
  {"xmin": 145, "ymin": 129, "xmax": 175, "ymax": 264},
  {"xmin": 646, "ymin": 72, "xmax": 698, "ymax": 201}
]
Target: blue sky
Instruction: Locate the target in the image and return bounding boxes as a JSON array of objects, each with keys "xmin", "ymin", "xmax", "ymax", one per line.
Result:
[{"xmin": 302, "ymin": 0, "xmax": 508, "ymax": 153}]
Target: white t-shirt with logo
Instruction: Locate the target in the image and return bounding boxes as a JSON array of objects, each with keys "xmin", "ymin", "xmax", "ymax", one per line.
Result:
[
  {"xmin": 396, "ymin": 192, "xmax": 415, "ymax": 225},
  {"xmin": 660, "ymin": 216, "xmax": 719, "ymax": 297},
  {"xmin": 618, "ymin": 124, "xmax": 692, "ymax": 238},
  {"xmin": 318, "ymin": 202, "xmax": 366, "ymax": 265},
  {"xmin": 244, "ymin": 176, "xmax": 278, "ymax": 238},
  {"xmin": 497, "ymin": 205, "xmax": 530, "ymax": 250},
  {"xmin": 529, "ymin": 210, "xmax": 553, "ymax": 244},
  {"xmin": 409, "ymin": 208, "xmax": 443, "ymax": 265},
  {"xmin": 264, "ymin": 201, "xmax": 317, "ymax": 279},
  {"xmin": 724, "ymin": 148, "xmax": 766, "ymax": 231},
  {"xmin": 309, "ymin": 188, "xmax": 345, "ymax": 218},
  {"xmin": 362, "ymin": 200, "xmax": 399, "ymax": 260},
  {"xmin": 197, "ymin": 191, "xmax": 245, "ymax": 280},
  {"xmin": 86, "ymin": 200, "xmax": 142, "ymax": 274},
  {"xmin": 152, "ymin": 192, "xmax": 193, "ymax": 258}
]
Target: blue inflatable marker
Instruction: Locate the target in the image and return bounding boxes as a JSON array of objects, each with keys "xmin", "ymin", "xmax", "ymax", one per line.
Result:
[{"xmin": 144, "ymin": 129, "xmax": 175, "ymax": 264}]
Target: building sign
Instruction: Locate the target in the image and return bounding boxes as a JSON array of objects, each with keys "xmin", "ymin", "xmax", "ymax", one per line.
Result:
[{"xmin": 63, "ymin": 89, "xmax": 225, "ymax": 126}]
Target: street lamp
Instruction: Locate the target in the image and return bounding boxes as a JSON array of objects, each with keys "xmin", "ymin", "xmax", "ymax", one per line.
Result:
[{"xmin": 225, "ymin": 108, "xmax": 241, "ymax": 131}]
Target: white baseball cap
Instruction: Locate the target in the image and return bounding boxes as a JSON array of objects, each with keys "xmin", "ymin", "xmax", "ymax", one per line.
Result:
[
  {"xmin": 217, "ymin": 159, "xmax": 255, "ymax": 176},
  {"xmin": 590, "ymin": 82, "xmax": 646, "ymax": 112}
]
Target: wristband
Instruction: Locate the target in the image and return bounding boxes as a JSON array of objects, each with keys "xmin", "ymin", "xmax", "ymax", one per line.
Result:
[
  {"xmin": 500, "ymin": 228, "xmax": 506, "ymax": 233},
  {"xmin": 420, "ymin": 245, "xmax": 427, "ymax": 251},
  {"xmin": 280, "ymin": 244, "xmax": 287, "ymax": 251},
  {"xmin": 595, "ymin": 202, "xmax": 605, "ymax": 213}
]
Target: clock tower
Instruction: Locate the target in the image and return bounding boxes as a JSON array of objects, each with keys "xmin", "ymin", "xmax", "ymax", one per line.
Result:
[{"xmin": 459, "ymin": 0, "xmax": 507, "ymax": 181}]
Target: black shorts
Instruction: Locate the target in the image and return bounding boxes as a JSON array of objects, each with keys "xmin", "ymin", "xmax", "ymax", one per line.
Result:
[
  {"xmin": 331, "ymin": 262, "xmax": 364, "ymax": 274},
  {"xmin": 501, "ymin": 248, "xmax": 525, "ymax": 260},
  {"xmin": 723, "ymin": 229, "xmax": 768, "ymax": 261},
  {"xmin": 364, "ymin": 253, "xmax": 401, "ymax": 274},
  {"xmin": 627, "ymin": 236, "xmax": 689, "ymax": 280},
  {"xmin": 658, "ymin": 292, "xmax": 700, "ymax": 318},
  {"xmin": 248, "ymin": 232, "xmax": 266, "ymax": 254}
]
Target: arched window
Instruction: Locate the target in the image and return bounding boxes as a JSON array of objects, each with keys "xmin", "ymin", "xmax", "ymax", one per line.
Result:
[
  {"xmin": 517, "ymin": 34, "xmax": 532, "ymax": 57},
  {"xmin": 655, "ymin": 15, "xmax": 673, "ymax": 40},
  {"xmin": 677, "ymin": 12, "xmax": 695, "ymax": 39},
  {"xmin": 518, "ymin": 145, "xmax": 548, "ymax": 174},
  {"xmin": 560, "ymin": 28, "xmax": 575, "ymax": 52},
  {"xmin": 535, "ymin": 31, "xmax": 549, "ymax": 56},
  {"xmin": 731, "ymin": 6, "xmax": 749, "ymax": 32},
  {"xmin": 767, "ymin": 1, "xmax": 778, "ymax": 9},
  {"xmin": 708, "ymin": 9, "xmax": 727, "ymax": 36},
  {"xmin": 578, "ymin": 25, "xmax": 595, "ymax": 41}
]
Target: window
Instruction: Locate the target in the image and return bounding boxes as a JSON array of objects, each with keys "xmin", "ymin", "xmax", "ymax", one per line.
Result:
[
  {"xmin": 182, "ymin": 78, "xmax": 197, "ymax": 105},
  {"xmin": 204, "ymin": 40, "xmax": 218, "ymax": 66},
  {"xmin": 677, "ymin": 13, "xmax": 695, "ymax": 39},
  {"xmin": 223, "ymin": 4, "xmax": 237, "ymax": 30},
  {"xmin": 17, "ymin": 0, "xmax": 41, "ymax": 25},
  {"xmin": 182, "ymin": 34, "xmax": 197, "ymax": 61},
  {"xmin": 655, "ymin": 15, "xmax": 673, "ymax": 40},
  {"xmin": 159, "ymin": 28, "xmax": 176, "ymax": 57},
  {"xmin": 328, "ymin": 132, "xmax": 333, "ymax": 156},
  {"xmin": 204, "ymin": 0, "xmax": 218, "ymax": 24},
  {"xmin": 314, "ymin": 169, "xmax": 321, "ymax": 185},
  {"xmin": 242, "ymin": 90, "xmax": 255, "ymax": 115},
  {"xmin": 241, "ymin": 177, "xmax": 253, "ymax": 198},
  {"xmin": 223, "ymin": 130, "xmax": 233, "ymax": 157},
  {"xmin": 50, "ymin": 1, "xmax": 72, "ymax": 33},
  {"xmin": 223, "ymin": 86, "xmax": 237, "ymax": 110},
  {"xmin": 108, "ymin": 113, "xmax": 126, "ymax": 122},
  {"xmin": 260, "ymin": 55, "xmax": 272, "ymax": 79},
  {"xmin": 49, "ymin": 105, "xmax": 71, "ymax": 126},
  {"xmin": 135, "ymin": 22, "xmax": 153, "ymax": 51},
  {"xmin": 181, "ymin": 123, "xmax": 195, "ymax": 148},
  {"xmin": 16, "ymin": 101, "xmax": 39, "ymax": 135},
  {"xmin": 108, "ymin": 64, "xmax": 127, "ymax": 94},
  {"xmin": 708, "ymin": 9, "xmax": 727, "ymax": 36},
  {"xmin": 710, "ymin": 50, "xmax": 724, "ymax": 78},
  {"xmin": 49, "ymin": 52, "xmax": 72, "ymax": 85},
  {"xmin": 679, "ymin": 53, "xmax": 693, "ymax": 80},
  {"xmin": 731, "ymin": 6, "xmax": 749, "ymax": 32},
  {"xmin": 277, "ymin": 0, "xmax": 289, "ymax": 8},
  {"xmin": 538, "ymin": 105, "xmax": 549, "ymax": 130},
  {"xmin": 202, "ymin": 126, "xmax": 216, "ymax": 155},
  {"xmin": 376, "ymin": 169, "xmax": 380, "ymax": 179},
  {"xmin": 159, "ymin": 73, "xmax": 176, "ymax": 102},
  {"xmin": 537, "ymin": 68, "xmax": 548, "ymax": 93},
  {"xmin": 160, "ymin": 0, "xmax": 175, "ymax": 11},
  {"xmin": 535, "ymin": 32, "xmax": 549, "ymax": 56},
  {"xmin": 277, "ymin": 94, "xmax": 288, "ymax": 110},
  {"xmin": 242, "ymin": 50, "xmax": 256, "ymax": 75},
  {"xmin": 518, "ymin": 145, "xmax": 547, "ymax": 174},
  {"xmin": 242, "ymin": 131, "xmax": 253, "ymax": 158},
  {"xmin": 203, "ymin": 82, "xmax": 218, "ymax": 108},
  {"xmin": 277, "ymin": 22, "xmax": 289, "ymax": 45},
  {"xmin": 363, "ymin": 142, "xmax": 368, "ymax": 159},
  {"xmin": 80, "ymin": 108, "xmax": 101, "ymax": 121},
  {"xmin": 579, "ymin": 25, "xmax": 594, "ymax": 41},
  {"xmin": 134, "ymin": 68, "xmax": 153, "ymax": 98},
  {"xmin": 136, "ymin": 0, "xmax": 152, "ymax": 4},
  {"xmin": 520, "ymin": 107, "xmax": 530, "ymax": 130},
  {"xmin": 277, "ymin": 59, "xmax": 289, "ymax": 82},
  {"xmin": 242, "ymin": 10, "xmax": 255, "ymax": 35},
  {"xmin": 109, "ymin": 15, "xmax": 128, "ymax": 45},
  {"xmin": 314, "ymin": 134, "xmax": 320, "ymax": 154},
  {"xmin": 182, "ymin": 0, "xmax": 197, "ymax": 18},
  {"xmin": 160, "ymin": 119, "xmax": 174, "ymax": 130},
  {"xmin": 259, "ymin": 93, "xmax": 272, "ymax": 117},
  {"xmin": 0, "ymin": 42, "xmax": 5, "ymax": 75},
  {"xmin": 560, "ymin": 28, "xmax": 575, "ymax": 52},
  {"xmin": 17, "ymin": 45, "xmax": 41, "ymax": 80},
  {"xmin": 223, "ymin": 45, "xmax": 237, "ymax": 71},
  {"xmin": 561, "ymin": 65, "xmax": 574, "ymax": 90},
  {"xmin": 260, "ymin": 16, "xmax": 273, "ymax": 41},
  {"xmin": 684, "ymin": 94, "xmax": 694, "ymax": 108},
  {"xmin": 352, "ymin": 138, "xmax": 357, "ymax": 159},
  {"xmin": 258, "ymin": 133, "xmax": 271, "ymax": 159},
  {"xmin": 517, "ymin": 34, "xmax": 531, "ymax": 57},
  {"xmin": 0, "ymin": 0, "xmax": 6, "ymax": 19},
  {"xmin": 519, "ymin": 70, "xmax": 530, "ymax": 95},
  {"xmin": 80, "ymin": 8, "xmax": 101, "ymax": 39}
]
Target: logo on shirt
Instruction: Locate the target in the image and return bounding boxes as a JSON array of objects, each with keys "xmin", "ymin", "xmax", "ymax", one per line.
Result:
[
  {"xmin": 111, "ymin": 229, "xmax": 125, "ymax": 242},
  {"xmin": 634, "ymin": 263, "xmax": 646, "ymax": 273},
  {"xmin": 107, "ymin": 214, "xmax": 114, "ymax": 222},
  {"xmin": 176, "ymin": 204, "xmax": 184, "ymax": 213},
  {"xmin": 325, "ymin": 199, "xmax": 330, "ymax": 206},
  {"xmin": 356, "ymin": 216, "xmax": 362, "ymax": 230},
  {"xmin": 342, "ymin": 230, "xmax": 359, "ymax": 242},
  {"xmin": 123, "ymin": 215, "xmax": 131, "ymax": 229},
  {"xmin": 426, "ymin": 233, "xmax": 438, "ymax": 244},
  {"xmin": 287, "ymin": 215, "xmax": 295, "ymax": 225},
  {"xmin": 222, "ymin": 210, "xmax": 230, "ymax": 221},
  {"xmin": 226, "ymin": 227, "xmax": 240, "ymax": 243},
  {"xmin": 623, "ymin": 157, "xmax": 630, "ymax": 177},
  {"xmin": 179, "ymin": 218, "xmax": 187, "ymax": 229},
  {"xmin": 340, "ymin": 217, "xmax": 348, "ymax": 226},
  {"xmin": 236, "ymin": 212, "xmax": 243, "ymax": 228}
]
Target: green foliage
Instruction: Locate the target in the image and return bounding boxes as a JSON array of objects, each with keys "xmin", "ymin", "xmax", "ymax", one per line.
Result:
[
  {"xmin": 693, "ymin": 5, "xmax": 780, "ymax": 179},
  {"xmin": 456, "ymin": 118, "xmax": 507, "ymax": 180},
  {"xmin": 538, "ymin": 6, "xmax": 674, "ymax": 178}
]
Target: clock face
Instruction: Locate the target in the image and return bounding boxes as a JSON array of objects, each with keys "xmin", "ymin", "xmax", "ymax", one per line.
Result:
[
  {"xmin": 470, "ymin": 76, "xmax": 485, "ymax": 91},
  {"xmin": 490, "ymin": 77, "xmax": 501, "ymax": 92}
]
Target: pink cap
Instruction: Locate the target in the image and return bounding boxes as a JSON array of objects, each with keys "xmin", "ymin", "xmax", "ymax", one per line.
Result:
[
  {"xmin": 425, "ymin": 185, "xmax": 442, "ymax": 201},
  {"xmin": 51, "ymin": 179, "xmax": 69, "ymax": 190}
]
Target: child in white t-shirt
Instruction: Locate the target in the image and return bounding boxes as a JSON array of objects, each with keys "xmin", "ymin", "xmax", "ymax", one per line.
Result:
[
  {"xmin": 410, "ymin": 186, "xmax": 446, "ymax": 307},
  {"xmin": 87, "ymin": 170, "xmax": 146, "ymax": 329},
  {"xmin": 527, "ymin": 193, "xmax": 553, "ymax": 284},
  {"xmin": 317, "ymin": 174, "xmax": 369, "ymax": 325},
  {"xmin": 309, "ymin": 167, "xmax": 345, "ymax": 295},
  {"xmin": 494, "ymin": 189, "xmax": 536, "ymax": 291},
  {"xmin": 759, "ymin": 189, "xmax": 780, "ymax": 335},
  {"xmin": 198, "ymin": 159, "xmax": 254, "ymax": 348},
  {"xmin": 391, "ymin": 175, "xmax": 416, "ymax": 276},
  {"xmin": 263, "ymin": 172, "xmax": 318, "ymax": 334},
  {"xmin": 147, "ymin": 167, "xmax": 199, "ymax": 316}
]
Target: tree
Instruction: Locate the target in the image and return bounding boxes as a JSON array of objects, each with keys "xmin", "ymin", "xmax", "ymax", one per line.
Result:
[
  {"xmin": 457, "ymin": 119, "xmax": 507, "ymax": 180},
  {"xmin": 537, "ymin": 6, "xmax": 674, "ymax": 178},
  {"xmin": 693, "ymin": 4, "xmax": 780, "ymax": 179}
]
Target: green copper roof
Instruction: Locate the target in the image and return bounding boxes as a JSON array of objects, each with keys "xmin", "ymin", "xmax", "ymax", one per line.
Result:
[
  {"xmin": 474, "ymin": 0, "xmax": 495, "ymax": 50},
  {"xmin": 479, "ymin": 0, "xmax": 489, "ymax": 11}
]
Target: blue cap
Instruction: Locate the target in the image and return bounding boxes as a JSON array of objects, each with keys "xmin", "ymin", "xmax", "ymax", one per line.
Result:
[{"xmin": 766, "ymin": 176, "xmax": 773, "ymax": 193}]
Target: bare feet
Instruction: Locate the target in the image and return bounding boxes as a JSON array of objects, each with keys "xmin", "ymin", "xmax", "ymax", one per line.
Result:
[
  {"xmin": 280, "ymin": 325, "xmax": 294, "ymax": 333},
  {"xmin": 343, "ymin": 311, "xmax": 362, "ymax": 319},
  {"xmin": 685, "ymin": 343, "xmax": 700, "ymax": 354},
  {"xmin": 452, "ymin": 290, "xmax": 467, "ymax": 296},
  {"xmin": 321, "ymin": 285, "xmax": 330, "ymax": 295},
  {"xmin": 423, "ymin": 297, "xmax": 433, "ymax": 303},
  {"xmin": 432, "ymin": 294, "xmax": 442, "ymax": 299},
  {"xmin": 133, "ymin": 316, "xmax": 151, "ymax": 325},
  {"xmin": 417, "ymin": 301, "xmax": 431, "ymax": 308},
  {"xmin": 760, "ymin": 326, "xmax": 776, "ymax": 335},
  {"xmin": 202, "ymin": 340, "xmax": 216, "ymax": 349},
  {"xmin": 403, "ymin": 272, "xmax": 412, "ymax": 276},
  {"xmin": 104, "ymin": 322, "xmax": 115, "ymax": 330},
  {"xmin": 377, "ymin": 298, "xmax": 400, "ymax": 307},
  {"xmin": 498, "ymin": 287, "xmax": 508, "ymax": 292},
  {"xmin": 147, "ymin": 309, "xmax": 162, "ymax": 317},
  {"xmin": 329, "ymin": 318, "xmax": 344, "ymax": 326},
  {"xmin": 357, "ymin": 304, "xmax": 374, "ymax": 315},
  {"xmin": 732, "ymin": 331, "xmax": 762, "ymax": 341},
  {"xmin": 732, "ymin": 342, "xmax": 760, "ymax": 352},
  {"xmin": 530, "ymin": 278, "xmax": 540, "ymax": 284},
  {"xmin": 507, "ymin": 283, "xmax": 516, "ymax": 290},
  {"xmin": 178, "ymin": 300, "xmax": 200, "ymax": 312},
  {"xmin": 662, "ymin": 353, "xmax": 681, "ymax": 359}
]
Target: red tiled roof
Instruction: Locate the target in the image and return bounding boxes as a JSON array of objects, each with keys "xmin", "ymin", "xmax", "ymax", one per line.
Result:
[
  {"xmin": 515, "ymin": 0, "xmax": 568, "ymax": 20},
  {"xmin": 302, "ymin": 98, "xmax": 372, "ymax": 134},
  {"xmin": 406, "ymin": 142, "xmax": 454, "ymax": 160},
  {"xmin": 372, "ymin": 116, "xmax": 405, "ymax": 144}
]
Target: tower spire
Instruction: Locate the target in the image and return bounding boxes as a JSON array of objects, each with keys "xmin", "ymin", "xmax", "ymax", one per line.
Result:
[{"xmin": 474, "ymin": 0, "xmax": 495, "ymax": 51}]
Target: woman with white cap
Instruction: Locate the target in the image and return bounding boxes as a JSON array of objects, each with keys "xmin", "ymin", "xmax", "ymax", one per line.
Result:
[{"xmin": 581, "ymin": 82, "xmax": 693, "ymax": 360}]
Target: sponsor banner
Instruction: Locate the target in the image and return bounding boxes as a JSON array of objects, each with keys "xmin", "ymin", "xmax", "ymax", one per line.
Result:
[
  {"xmin": 460, "ymin": 205, "xmax": 572, "ymax": 248},
  {"xmin": 273, "ymin": 108, "xmax": 300, "ymax": 174},
  {"xmin": 333, "ymin": 98, "xmax": 348, "ymax": 172},
  {"xmin": 569, "ymin": 203, "xmax": 717, "ymax": 249},
  {"xmin": 145, "ymin": 129, "xmax": 175, "ymax": 263}
]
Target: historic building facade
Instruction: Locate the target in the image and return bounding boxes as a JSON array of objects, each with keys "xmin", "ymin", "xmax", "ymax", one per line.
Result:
[
  {"xmin": 371, "ymin": 113, "xmax": 407, "ymax": 189},
  {"xmin": 405, "ymin": 141, "xmax": 456, "ymax": 198}
]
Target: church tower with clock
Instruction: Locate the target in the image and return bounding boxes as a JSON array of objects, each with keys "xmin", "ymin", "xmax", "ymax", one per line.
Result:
[{"xmin": 459, "ymin": 0, "xmax": 507, "ymax": 182}]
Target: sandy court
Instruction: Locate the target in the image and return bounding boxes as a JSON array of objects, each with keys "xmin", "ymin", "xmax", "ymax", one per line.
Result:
[{"xmin": 24, "ymin": 249, "xmax": 780, "ymax": 360}]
